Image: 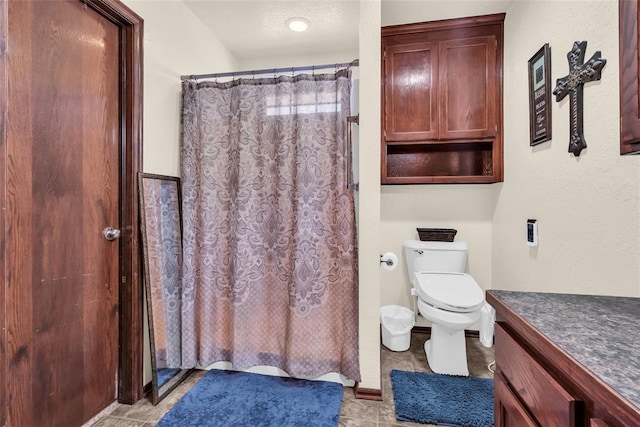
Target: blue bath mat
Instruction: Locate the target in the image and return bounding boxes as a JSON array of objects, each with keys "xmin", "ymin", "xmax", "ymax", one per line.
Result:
[
  {"xmin": 390, "ymin": 370, "xmax": 494, "ymax": 427},
  {"xmin": 157, "ymin": 369, "xmax": 344, "ymax": 427}
]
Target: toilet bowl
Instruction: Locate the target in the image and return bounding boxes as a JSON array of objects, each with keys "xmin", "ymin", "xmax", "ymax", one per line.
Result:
[
  {"xmin": 403, "ymin": 240, "xmax": 485, "ymax": 376},
  {"xmin": 414, "ymin": 271, "xmax": 484, "ymax": 376}
]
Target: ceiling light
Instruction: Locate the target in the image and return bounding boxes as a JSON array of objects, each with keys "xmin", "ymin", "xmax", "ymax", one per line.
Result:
[{"xmin": 286, "ymin": 17, "xmax": 310, "ymax": 32}]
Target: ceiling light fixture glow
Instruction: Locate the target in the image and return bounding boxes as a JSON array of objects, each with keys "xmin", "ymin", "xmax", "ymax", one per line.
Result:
[{"xmin": 286, "ymin": 17, "xmax": 309, "ymax": 32}]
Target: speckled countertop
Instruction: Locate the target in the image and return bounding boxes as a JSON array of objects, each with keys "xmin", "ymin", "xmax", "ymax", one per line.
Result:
[{"xmin": 488, "ymin": 290, "xmax": 640, "ymax": 411}]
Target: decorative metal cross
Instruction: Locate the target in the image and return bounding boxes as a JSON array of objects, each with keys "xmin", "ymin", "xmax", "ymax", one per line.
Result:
[{"xmin": 553, "ymin": 41, "xmax": 606, "ymax": 156}]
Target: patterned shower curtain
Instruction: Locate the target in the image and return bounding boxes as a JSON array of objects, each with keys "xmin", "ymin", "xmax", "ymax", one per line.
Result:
[{"xmin": 180, "ymin": 69, "xmax": 360, "ymax": 381}]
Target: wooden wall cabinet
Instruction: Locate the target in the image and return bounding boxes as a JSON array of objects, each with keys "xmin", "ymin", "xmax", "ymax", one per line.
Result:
[{"xmin": 382, "ymin": 14, "xmax": 504, "ymax": 184}]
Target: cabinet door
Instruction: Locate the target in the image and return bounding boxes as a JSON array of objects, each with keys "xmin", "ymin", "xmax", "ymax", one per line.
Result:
[
  {"xmin": 495, "ymin": 324, "xmax": 580, "ymax": 426},
  {"xmin": 494, "ymin": 373, "xmax": 538, "ymax": 427},
  {"xmin": 384, "ymin": 42, "xmax": 438, "ymax": 141},
  {"xmin": 439, "ymin": 35, "xmax": 497, "ymax": 139}
]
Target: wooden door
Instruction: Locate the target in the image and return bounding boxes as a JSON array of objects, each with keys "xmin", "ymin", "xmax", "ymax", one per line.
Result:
[
  {"xmin": 439, "ymin": 35, "xmax": 497, "ymax": 140},
  {"xmin": 383, "ymin": 41, "xmax": 439, "ymax": 142},
  {"xmin": 4, "ymin": 1, "xmax": 121, "ymax": 425}
]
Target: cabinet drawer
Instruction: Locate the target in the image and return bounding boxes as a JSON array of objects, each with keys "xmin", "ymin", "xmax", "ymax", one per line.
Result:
[{"xmin": 495, "ymin": 323, "xmax": 581, "ymax": 426}]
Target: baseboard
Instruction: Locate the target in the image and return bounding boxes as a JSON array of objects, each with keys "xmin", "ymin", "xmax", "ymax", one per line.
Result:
[
  {"xmin": 412, "ymin": 325, "xmax": 480, "ymax": 338},
  {"xmin": 353, "ymin": 382, "xmax": 383, "ymax": 401},
  {"xmin": 143, "ymin": 381, "xmax": 152, "ymax": 397}
]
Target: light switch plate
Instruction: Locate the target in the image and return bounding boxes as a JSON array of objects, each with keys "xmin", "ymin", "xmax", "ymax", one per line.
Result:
[{"xmin": 527, "ymin": 219, "xmax": 538, "ymax": 246}]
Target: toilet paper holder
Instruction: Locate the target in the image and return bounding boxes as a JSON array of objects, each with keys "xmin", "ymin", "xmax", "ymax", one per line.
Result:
[
  {"xmin": 380, "ymin": 254, "xmax": 395, "ymax": 266},
  {"xmin": 380, "ymin": 252, "xmax": 398, "ymax": 270}
]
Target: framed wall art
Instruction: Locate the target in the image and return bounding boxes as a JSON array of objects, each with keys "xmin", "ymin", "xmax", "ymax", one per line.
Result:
[{"xmin": 528, "ymin": 43, "xmax": 552, "ymax": 146}]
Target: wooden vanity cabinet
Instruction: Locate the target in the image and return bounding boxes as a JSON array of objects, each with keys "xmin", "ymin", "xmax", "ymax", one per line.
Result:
[
  {"xmin": 494, "ymin": 324, "xmax": 582, "ymax": 427},
  {"xmin": 489, "ymin": 292, "xmax": 640, "ymax": 427},
  {"xmin": 494, "ymin": 372, "xmax": 537, "ymax": 427},
  {"xmin": 382, "ymin": 14, "xmax": 504, "ymax": 184}
]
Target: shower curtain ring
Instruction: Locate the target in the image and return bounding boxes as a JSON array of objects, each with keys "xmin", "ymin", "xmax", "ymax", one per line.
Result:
[{"xmin": 312, "ymin": 65, "xmax": 315, "ymax": 76}]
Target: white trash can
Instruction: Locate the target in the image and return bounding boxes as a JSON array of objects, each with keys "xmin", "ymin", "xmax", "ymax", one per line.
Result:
[
  {"xmin": 479, "ymin": 303, "xmax": 496, "ymax": 348},
  {"xmin": 380, "ymin": 305, "xmax": 415, "ymax": 352}
]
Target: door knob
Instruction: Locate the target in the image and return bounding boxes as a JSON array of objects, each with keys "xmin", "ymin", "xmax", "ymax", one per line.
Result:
[{"xmin": 103, "ymin": 227, "xmax": 121, "ymax": 241}]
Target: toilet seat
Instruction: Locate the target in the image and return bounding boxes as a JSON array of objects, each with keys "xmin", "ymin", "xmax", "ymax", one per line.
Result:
[{"xmin": 414, "ymin": 272, "xmax": 484, "ymax": 313}]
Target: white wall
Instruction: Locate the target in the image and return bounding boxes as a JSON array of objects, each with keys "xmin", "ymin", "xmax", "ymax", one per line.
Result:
[
  {"xmin": 123, "ymin": 0, "xmax": 238, "ymax": 385},
  {"xmin": 381, "ymin": 186, "xmax": 497, "ymax": 312},
  {"xmin": 238, "ymin": 52, "xmax": 357, "ymax": 72},
  {"xmin": 493, "ymin": 0, "xmax": 640, "ymax": 297},
  {"xmin": 358, "ymin": 0, "xmax": 383, "ymax": 390},
  {"xmin": 382, "ymin": 0, "xmax": 512, "ymax": 26},
  {"xmin": 124, "ymin": 0, "xmax": 238, "ymax": 177}
]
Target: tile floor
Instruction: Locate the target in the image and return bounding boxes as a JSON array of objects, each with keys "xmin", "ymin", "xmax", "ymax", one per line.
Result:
[{"xmin": 92, "ymin": 331, "xmax": 495, "ymax": 427}]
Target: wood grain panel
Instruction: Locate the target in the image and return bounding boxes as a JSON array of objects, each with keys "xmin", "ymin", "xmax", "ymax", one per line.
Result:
[
  {"xmin": 439, "ymin": 36, "xmax": 497, "ymax": 139},
  {"xmin": 384, "ymin": 42, "xmax": 438, "ymax": 141},
  {"xmin": 495, "ymin": 324, "xmax": 580, "ymax": 427},
  {"xmin": 114, "ymin": 3, "xmax": 144, "ymax": 404},
  {"xmin": 0, "ymin": 2, "xmax": 7, "ymax": 425},
  {"xmin": 494, "ymin": 372, "xmax": 537, "ymax": 427},
  {"xmin": 619, "ymin": 0, "xmax": 640, "ymax": 154},
  {"xmin": 6, "ymin": 1, "xmax": 120, "ymax": 425},
  {"xmin": 1, "ymin": 0, "xmax": 143, "ymax": 420},
  {"xmin": 6, "ymin": 2, "xmax": 35, "ymax": 425},
  {"xmin": 79, "ymin": 4, "xmax": 120, "ymax": 418},
  {"xmin": 386, "ymin": 141, "xmax": 493, "ymax": 178}
]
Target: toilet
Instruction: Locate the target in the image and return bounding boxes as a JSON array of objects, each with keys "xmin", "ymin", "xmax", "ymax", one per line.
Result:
[{"xmin": 403, "ymin": 239, "xmax": 485, "ymax": 376}]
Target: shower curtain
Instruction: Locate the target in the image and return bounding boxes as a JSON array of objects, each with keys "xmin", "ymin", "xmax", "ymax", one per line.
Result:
[{"xmin": 180, "ymin": 69, "xmax": 360, "ymax": 381}]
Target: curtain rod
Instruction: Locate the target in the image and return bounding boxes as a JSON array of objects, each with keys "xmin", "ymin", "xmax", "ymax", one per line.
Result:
[{"xmin": 180, "ymin": 59, "xmax": 359, "ymax": 81}]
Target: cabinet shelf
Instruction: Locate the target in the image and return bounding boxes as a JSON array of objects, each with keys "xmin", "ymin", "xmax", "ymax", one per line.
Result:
[{"xmin": 383, "ymin": 141, "xmax": 497, "ymax": 184}]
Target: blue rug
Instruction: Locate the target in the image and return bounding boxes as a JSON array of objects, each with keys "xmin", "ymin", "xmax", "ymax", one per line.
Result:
[
  {"xmin": 391, "ymin": 370, "xmax": 494, "ymax": 427},
  {"xmin": 157, "ymin": 369, "xmax": 344, "ymax": 427}
]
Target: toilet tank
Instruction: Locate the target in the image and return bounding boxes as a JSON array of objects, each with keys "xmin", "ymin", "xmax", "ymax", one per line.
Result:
[{"xmin": 403, "ymin": 240, "xmax": 468, "ymax": 285}]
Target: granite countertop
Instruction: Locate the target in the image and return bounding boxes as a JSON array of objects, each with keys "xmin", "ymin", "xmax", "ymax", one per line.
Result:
[{"xmin": 488, "ymin": 290, "xmax": 640, "ymax": 412}]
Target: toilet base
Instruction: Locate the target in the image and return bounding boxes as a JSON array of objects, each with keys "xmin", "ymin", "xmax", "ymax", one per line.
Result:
[{"xmin": 424, "ymin": 324, "xmax": 469, "ymax": 376}]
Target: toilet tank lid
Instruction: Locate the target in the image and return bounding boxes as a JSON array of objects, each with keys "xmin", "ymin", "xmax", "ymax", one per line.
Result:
[{"xmin": 403, "ymin": 240, "xmax": 468, "ymax": 251}]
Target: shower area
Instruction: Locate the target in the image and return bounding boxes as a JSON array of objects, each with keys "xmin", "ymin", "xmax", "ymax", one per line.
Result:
[
  {"xmin": 143, "ymin": 61, "xmax": 362, "ymax": 389},
  {"xmin": 133, "ymin": 0, "xmax": 382, "ymax": 398}
]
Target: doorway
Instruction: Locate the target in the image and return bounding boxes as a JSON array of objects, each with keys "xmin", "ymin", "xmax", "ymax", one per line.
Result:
[{"xmin": 0, "ymin": 0, "xmax": 143, "ymax": 425}]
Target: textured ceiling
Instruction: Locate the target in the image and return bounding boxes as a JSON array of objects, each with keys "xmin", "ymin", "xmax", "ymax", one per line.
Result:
[
  {"xmin": 183, "ymin": 1, "xmax": 513, "ymax": 62},
  {"xmin": 183, "ymin": 0, "xmax": 360, "ymax": 61}
]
